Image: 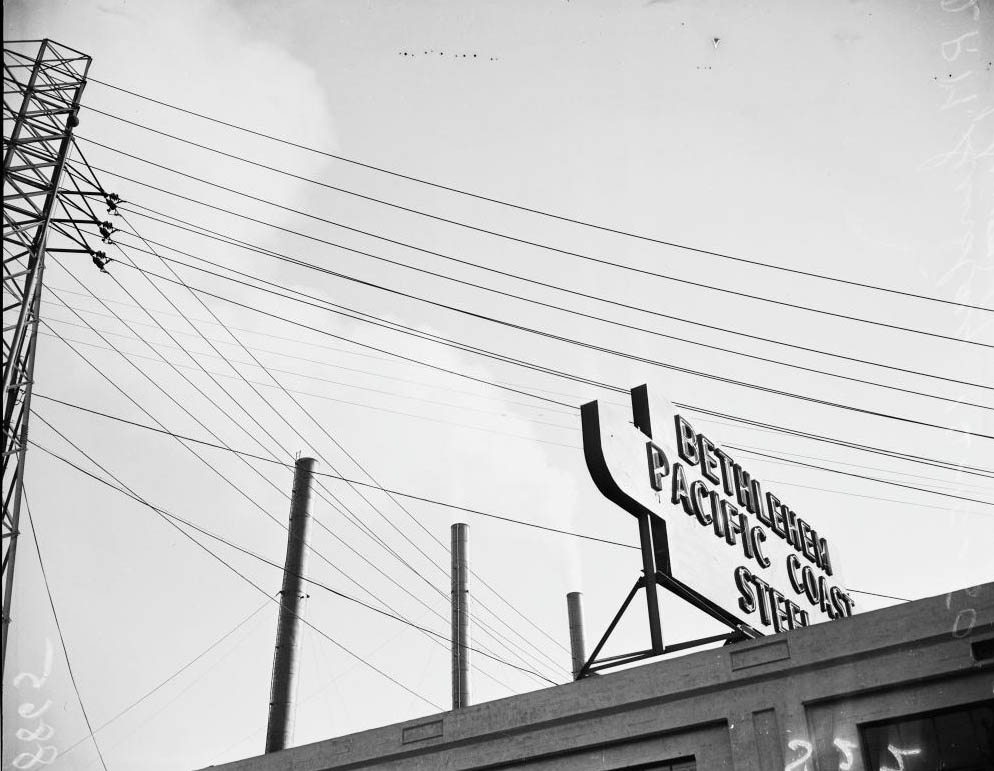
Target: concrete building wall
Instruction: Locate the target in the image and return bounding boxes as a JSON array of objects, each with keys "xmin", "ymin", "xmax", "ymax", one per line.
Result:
[{"xmin": 204, "ymin": 583, "xmax": 993, "ymax": 771}]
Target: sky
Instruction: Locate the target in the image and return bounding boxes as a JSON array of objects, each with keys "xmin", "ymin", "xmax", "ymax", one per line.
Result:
[{"xmin": 3, "ymin": 1, "xmax": 993, "ymax": 769}]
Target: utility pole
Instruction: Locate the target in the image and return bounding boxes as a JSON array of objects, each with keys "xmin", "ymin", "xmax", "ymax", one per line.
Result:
[
  {"xmin": 2, "ymin": 39, "xmax": 92, "ymax": 677},
  {"xmin": 451, "ymin": 522, "xmax": 471, "ymax": 709},
  {"xmin": 265, "ymin": 457, "xmax": 317, "ymax": 753}
]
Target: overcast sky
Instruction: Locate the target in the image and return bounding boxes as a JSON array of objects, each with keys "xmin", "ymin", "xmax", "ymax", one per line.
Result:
[{"xmin": 3, "ymin": 1, "xmax": 993, "ymax": 769}]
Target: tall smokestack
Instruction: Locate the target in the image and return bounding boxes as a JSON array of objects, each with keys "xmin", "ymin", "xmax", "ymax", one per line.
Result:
[
  {"xmin": 567, "ymin": 591, "xmax": 586, "ymax": 680},
  {"xmin": 451, "ymin": 522, "xmax": 471, "ymax": 709},
  {"xmin": 265, "ymin": 456, "xmax": 316, "ymax": 753}
]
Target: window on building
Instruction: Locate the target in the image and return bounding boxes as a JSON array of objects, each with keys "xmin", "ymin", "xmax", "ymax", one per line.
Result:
[{"xmin": 859, "ymin": 701, "xmax": 993, "ymax": 771}]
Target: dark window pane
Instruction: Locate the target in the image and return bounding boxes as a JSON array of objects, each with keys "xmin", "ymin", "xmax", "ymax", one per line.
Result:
[
  {"xmin": 935, "ymin": 711, "xmax": 981, "ymax": 768},
  {"xmin": 859, "ymin": 702, "xmax": 994, "ymax": 771}
]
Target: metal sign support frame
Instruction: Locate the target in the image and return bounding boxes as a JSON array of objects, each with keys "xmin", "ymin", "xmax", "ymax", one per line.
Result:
[
  {"xmin": 575, "ymin": 382, "xmax": 764, "ymax": 680},
  {"xmin": 574, "ymin": 514, "xmax": 758, "ymax": 679}
]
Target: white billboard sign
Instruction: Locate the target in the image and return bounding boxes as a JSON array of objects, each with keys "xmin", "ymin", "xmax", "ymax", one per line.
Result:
[{"xmin": 582, "ymin": 385, "xmax": 853, "ymax": 633}]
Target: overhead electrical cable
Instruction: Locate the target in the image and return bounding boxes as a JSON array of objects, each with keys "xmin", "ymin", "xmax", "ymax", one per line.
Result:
[
  {"xmin": 31, "ymin": 395, "xmax": 633, "ymax": 547},
  {"xmin": 113, "ymin": 216, "xmax": 570, "ymax": 677},
  {"xmin": 32, "ymin": 396, "xmax": 994, "ymax": 516},
  {"xmin": 35, "ymin": 317, "xmax": 538, "ymax": 688},
  {"xmin": 35, "ymin": 297, "xmax": 994, "ymax": 480},
  {"xmin": 761, "ymin": 479, "xmax": 990, "ymax": 515},
  {"xmin": 21, "ymin": 403, "xmax": 962, "ymax": 605},
  {"xmin": 119, "ymin": 199, "xmax": 990, "ymax": 393},
  {"xmin": 32, "ymin": 331, "xmax": 994, "ymax": 497},
  {"xmin": 729, "ymin": 444, "xmax": 994, "ymax": 494},
  {"xmin": 40, "ymin": 294, "xmax": 304, "ymax": 536},
  {"xmin": 101, "ymin": 260, "xmax": 584, "ymax": 407},
  {"xmin": 847, "ymin": 589, "xmax": 911, "ymax": 602},
  {"xmin": 34, "ymin": 317, "xmax": 409, "ymax": 615},
  {"xmin": 43, "ymin": 284, "xmax": 415, "ymax": 377},
  {"xmin": 98, "ymin": 238, "xmax": 451, "ymax": 600},
  {"xmin": 80, "ymin": 151, "xmax": 993, "ymax": 350},
  {"xmin": 63, "ymin": 460, "xmax": 558, "ymax": 683},
  {"xmin": 34, "ymin": 339, "xmax": 579, "ymax": 451},
  {"xmin": 113, "ymin": 209, "xmax": 965, "ymax": 662},
  {"xmin": 677, "ymin": 404, "xmax": 994, "ymax": 479},
  {"xmin": 28, "ymin": 438, "xmax": 448, "ymax": 710},
  {"xmin": 44, "ymin": 284, "xmax": 556, "ymax": 687},
  {"xmin": 21, "ymin": 492, "xmax": 109, "ymax": 771},
  {"xmin": 37, "ymin": 278, "xmax": 516, "ymax": 674},
  {"xmin": 111, "ymin": 250, "xmax": 994, "ymax": 441},
  {"xmin": 722, "ymin": 446, "xmax": 994, "ymax": 507},
  {"xmin": 78, "ymin": 146, "xmax": 994, "ymax": 348},
  {"xmin": 103, "ymin": 209, "xmax": 992, "ymax": 412},
  {"xmin": 38, "ymin": 321, "xmax": 577, "ymax": 427},
  {"xmin": 55, "ymin": 600, "xmax": 271, "ymax": 758},
  {"xmin": 116, "ymin": 210, "xmax": 571, "ymax": 673},
  {"xmin": 44, "ymin": 156, "xmax": 992, "ymax": 470},
  {"xmin": 51, "ymin": 250, "xmax": 428, "ymax": 592},
  {"xmin": 57, "ymin": 153, "xmax": 570, "ymax": 672},
  {"xmin": 37, "ymin": 423, "xmax": 557, "ymax": 684},
  {"xmin": 80, "ymin": 90, "xmax": 993, "ymax": 313},
  {"xmin": 44, "ymin": 291, "xmax": 575, "ymax": 414},
  {"xmin": 21, "ymin": 423, "xmax": 568, "ymax": 684},
  {"xmin": 31, "ymin": 270, "xmax": 994, "ymax": 479},
  {"xmin": 173, "ymin": 519, "xmax": 560, "ymax": 683}
]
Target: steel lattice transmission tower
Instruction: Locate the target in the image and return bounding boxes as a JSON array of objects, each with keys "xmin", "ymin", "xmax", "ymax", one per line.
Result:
[{"xmin": 2, "ymin": 39, "xmax": 95, "ymax": 676}]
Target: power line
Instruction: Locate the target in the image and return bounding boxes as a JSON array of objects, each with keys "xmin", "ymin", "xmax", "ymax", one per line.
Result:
[
  {"xmin": 28, "ymin": 438, "xmax": 448, "ymax": 710},
  {"xmin": 44, "ymin": 277, "xmax": 318, "ymax": 533},
  {"xmin": 760, "ymin": 478, "xmax": 985, "ymax": 514},
  {"xmin": 114, "ymin": 214, "xmax": 570, "ymax": 678},
  {"xmin": 43, "ymin": 278, "xmax": 557, "ymax": 684},
  {"xmin": 115, "ymin": 198, "xmax": 991, "ymax": 394},
  {"xmin": 33, "ymin": 325, "xmax": 994, "ymax": 497},
  {"xmin": 731, "ymin": 443, "xmax": 994, "ymax": 494},
  {"xmin": 105, "ymin": 206, "xmax": 993, "ymax": 412},
  {"xmin": 141, "ymin": 492, "xmax": 560, "ymax": 684},
  {"xmin": 42, "ymin": 306, "xmax": 991, "ymax": 493},
  {"xmin": 44, "ymin": 220, "xmax": 992, "ymax": 492},
  {"xmin": 96, "ymin": 242, "xmax": 454, "ymax": 631},
  {"xmin": 57, "ymin": 601, "xmax": 270, "ymax": 758},
  {"xmin": 51, "ymin": 324, "xmax": 992, "ymax": 503},
  {"xmin": 848, "ymin": 589, "xmax": 910, "ymax": 602},
  {"xmin": 111, "ymin": 251, "xmax": 994, "ymax": 441},
  {"xmin": 43, "ymin": 284, "xmax": 415, "ymax": 377},
  {"xmin": 81, "ymin": 86, "xmax": 993, "ymax": 313},
  {"xmin": 44, "ymin": 267, "xmax": 566, "ymax": 683},
  {"xmin": 32, "ymin": 394, "xmax": 634, "ymax": 547},
  {"xmin": 39, "ymin": 320, "xmax": 576, "ymax": 427},
  {"xmin": 80, "ymin": 150, "xmax": 993, "ymax": 350},
  {"xmin": 34, "ymin": 313, "xmax": 531, "ymax": 686},
  {"xmin": 49, "ymin": 264, "xmax": 417, "ymax": 593},
  {"xmin": 39, "ymin": 286, "xmax": 994, "ymax": 498},
  {"xmin": 37, "ymin": 385, "xmax": 994, "ymax": 507},
  {"xmin": 21, "ymin": 491, "xmax": 109, "ymax": 771},
  {"xmin": 723, "ymin": 446, "xmax": 994, "ymax": 508},
  {"xmin": 35, "ymin": 291, "xmax": 994, "ymax": 480},
  {"xmin": 31, "ymin": 252, "xmax": 994, "ymax": 479},
  {"xmin": 28, "ymin": 404, "xmax": 952, "ymax": 608},
  {"xmin": 104, "ymin": 258, "xmax": 584, "ymax": 407},
  {"xmin": 35, "ymin": 335, "xmax": 580, "ymax": 453},
  {"xmin": 678, "ymin": 404, "xmax": 994, "ymax": 479},
  {"xmin": 30, "ymin": 436, "xmax": 558, "ymax": 685},
  {"xmin": 31, "ymin": 395, "xmax": 994, "ymax": 528}
]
